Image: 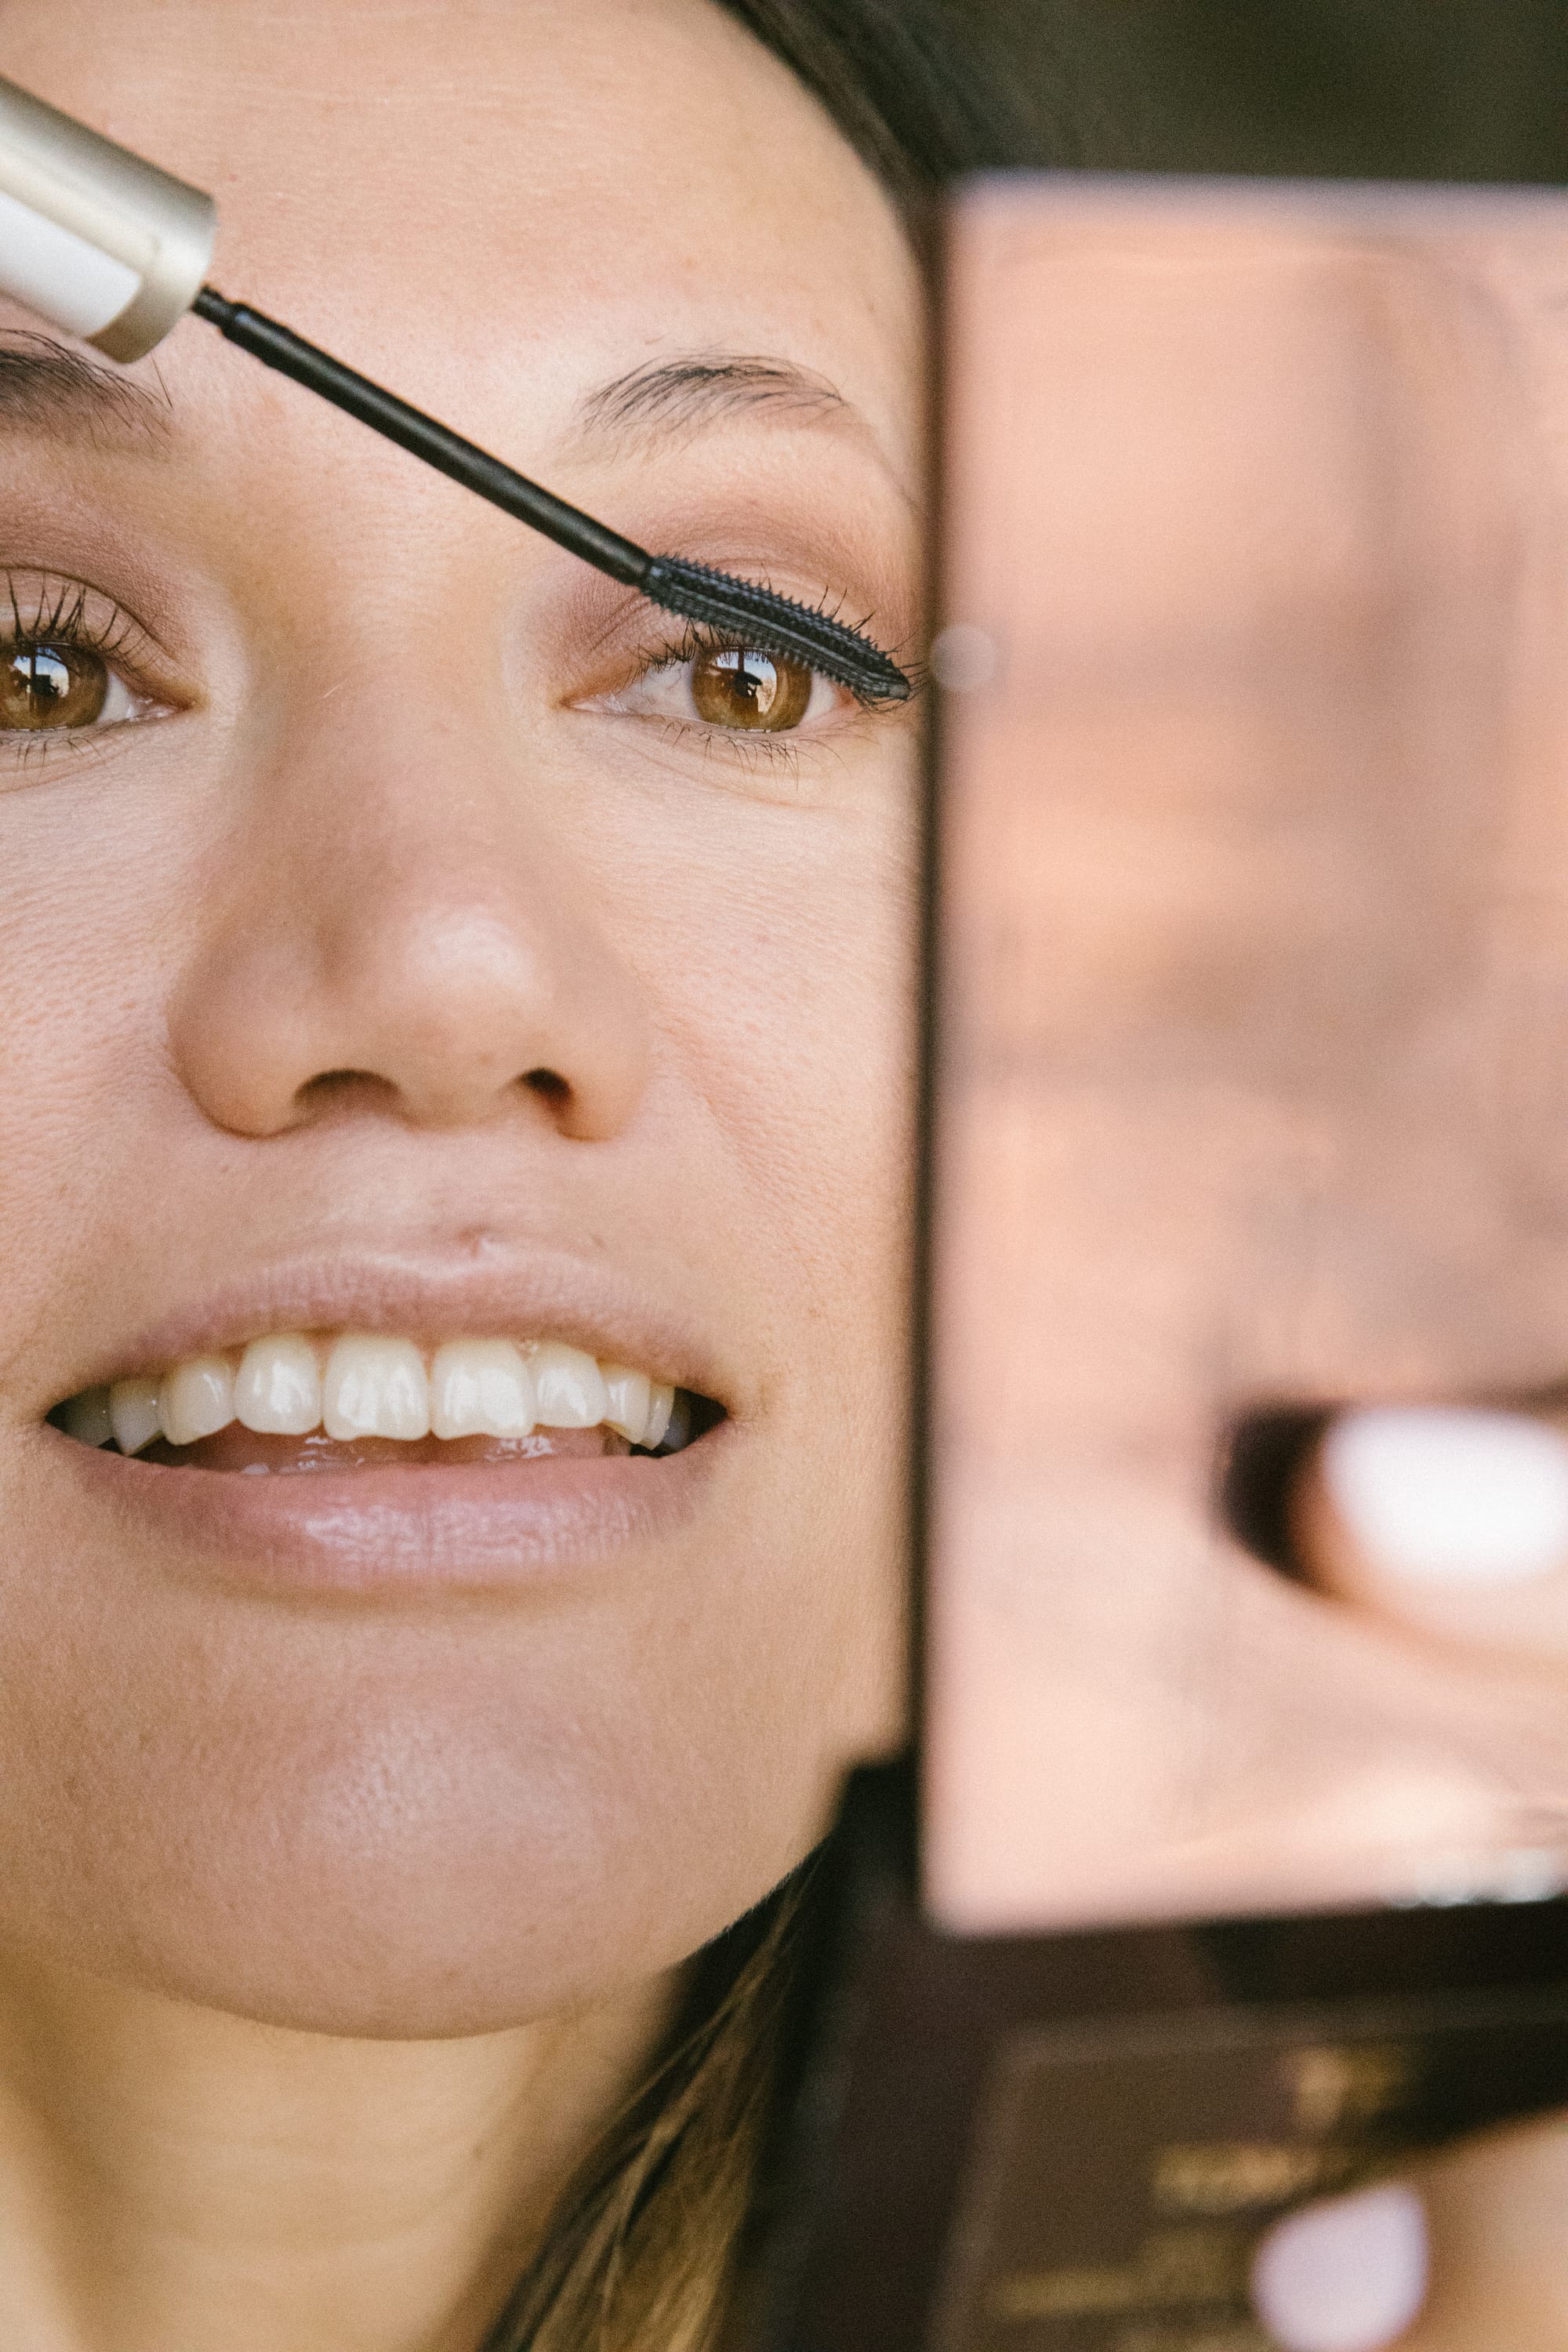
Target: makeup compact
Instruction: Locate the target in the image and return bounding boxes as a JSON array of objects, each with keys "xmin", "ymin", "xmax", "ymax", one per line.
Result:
[
  {"xmin": 758, "ymin": 176, "xmax": 1568, "ymax": 2350},
  {"xmin": 0, "ymin": 71, "xmax": 908, "ymax": 702}
]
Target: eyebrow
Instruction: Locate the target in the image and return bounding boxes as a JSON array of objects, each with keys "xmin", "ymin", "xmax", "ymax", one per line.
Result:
[
  {"xmin": 0, "ymin": 333, "xmax": 171, "ymax": 450},
  {"xmin": 573, "ymin": 354, "xmax": 866, "ymax": 448},
  {"xmin": 0, "ymin": 336, "xmax": 873, "ymax": 474}
]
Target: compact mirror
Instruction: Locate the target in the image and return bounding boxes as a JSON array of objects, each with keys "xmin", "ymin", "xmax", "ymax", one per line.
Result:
[
  {"xmin": 755, "ymin": 178, "xmax": 1568, "ymax": 2352},
  {"xmin": 925, "ymin": 175, "xmax": 1568, "ymax": 1936}
]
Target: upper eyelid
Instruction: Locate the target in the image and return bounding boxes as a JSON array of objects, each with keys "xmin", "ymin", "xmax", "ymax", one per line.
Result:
[
  {"xmin": 0, "ymin": 572, "xmax": 181, "ymax": 697},
  {"xmin": 571, "ymin": 554, "xmax": 901, "ymax": 660},
  {"xmin": 591, "ymin": 621, "xmax": 853, "ymax": 696}
]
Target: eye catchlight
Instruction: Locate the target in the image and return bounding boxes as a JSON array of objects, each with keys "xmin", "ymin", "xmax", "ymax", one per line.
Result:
[{"xmin": 0, "ymin": 73, "xmax": 911, "ymax": 703}]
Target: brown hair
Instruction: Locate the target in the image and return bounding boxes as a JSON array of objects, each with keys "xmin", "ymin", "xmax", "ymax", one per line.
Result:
[
  {"xmin": 713, "ymin": 0, "xmax": 1037, "ymax": 210},
  {"xmin": 485, "ymin": 1867, "xmax": 817, "ymax": 2351},
  {"xmin": 483, "ymin": 7, "xmax": 1033, "ymax": 2344}
]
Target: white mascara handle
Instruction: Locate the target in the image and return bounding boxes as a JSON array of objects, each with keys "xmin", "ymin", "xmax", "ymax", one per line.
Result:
[{"xmin": 0, "ymin": 74, "xmax": 213, "ymax": 361}]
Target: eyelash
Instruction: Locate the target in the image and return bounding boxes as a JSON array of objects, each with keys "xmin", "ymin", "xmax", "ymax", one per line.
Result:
[
  {"xmin": 641, "ymin": 586, "xmax": 897, "ymax": 690},
  {"xmin": 611, "ymin": 611, "xmax": 893, "ymax": 771},
  {"xmin": 9, "ymin": 579, "xmax": 141, "ymax": 674},
  {"xmin": 0, "ymin": 581, "xmax": 913, "ymax": 774},
  {"xmin": 0, "ymin": 575, "xmax": 165, "ymax": 768}
]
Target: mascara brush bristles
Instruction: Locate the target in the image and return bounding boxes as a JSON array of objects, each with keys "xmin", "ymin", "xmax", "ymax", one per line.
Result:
[{"xmin": 641, "ymin": 556, "xmax": 913, "ymax": 704}]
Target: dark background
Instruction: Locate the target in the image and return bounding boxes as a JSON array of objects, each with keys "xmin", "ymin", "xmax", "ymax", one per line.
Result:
[{"xmin": 964, "ymin": 0, "xmax": 1568, "ymax": 184}]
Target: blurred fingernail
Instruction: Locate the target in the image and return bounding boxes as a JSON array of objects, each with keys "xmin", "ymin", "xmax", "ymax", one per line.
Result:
[
  {"xmin": 1322, "ymin": 1406, "xmax": 1568, "ymax": 1584},
  {"xmin": 1250, "ymin": 2183, "xmax": 1428, "ymax": 2352}
]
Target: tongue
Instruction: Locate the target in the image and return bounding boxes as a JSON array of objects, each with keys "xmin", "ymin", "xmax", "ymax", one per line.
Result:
[{"xmin": 144, "ymin": 1426, "xmax": 633, "ymax": 1474}]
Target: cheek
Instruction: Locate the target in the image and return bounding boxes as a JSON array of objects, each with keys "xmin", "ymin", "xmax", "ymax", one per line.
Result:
[
  {"xmin": 558, "ymin": 728, "xmax": 923, "ymax": 1448},
  {"xmin": 0, "ymin": 802, "xmax": 199, "ymax": 1367},
  {"xmin": 667, "ymin": 789, "xmax": 920, "ymax": 1750},
  {"xmin": 541, "ymin": 755, "xmax": 925, "ymax": 1835},
  {"xmin": 648, "ymin": 764, "xmax": 922, "ymax": 1265}
]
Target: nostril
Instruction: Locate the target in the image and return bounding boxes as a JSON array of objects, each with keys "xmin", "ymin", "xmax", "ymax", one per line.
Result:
[
  {"xmin": 521, "ymin": 1068, "xmax": 571, "ymax": 1105},
  {"xmin": 298, "ymin": 1069, "xmax": 399, "ymax": 1108}
]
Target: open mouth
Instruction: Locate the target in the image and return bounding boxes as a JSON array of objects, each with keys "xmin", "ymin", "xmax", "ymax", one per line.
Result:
[{"xmin": 50, "ymin": 1330, "xmax": 721, "ymax": 1475}]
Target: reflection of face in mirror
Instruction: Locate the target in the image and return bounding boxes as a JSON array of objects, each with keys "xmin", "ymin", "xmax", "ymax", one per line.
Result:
[
  {"xmin": 928, "ymin": 186, "xmax": 1568, "ymax": 1932},
  {"xmin": 0, "ymin": 2, "xmax": 924, "ymax": 2341}
]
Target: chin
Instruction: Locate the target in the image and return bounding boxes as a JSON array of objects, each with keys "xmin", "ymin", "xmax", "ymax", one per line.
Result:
[{"xmin": 0, "ymin": 1657, "xmax": 826, "ymax": 2040}]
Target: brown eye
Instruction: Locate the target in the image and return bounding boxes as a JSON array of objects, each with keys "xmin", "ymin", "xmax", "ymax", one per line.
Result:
[
  {"xmin": 689, "ymin": 644, "xmax": 815, "ymax": 732},
  {"xmin": 0, "ymin": 644, "xmax": 110, "ymax": 731}
]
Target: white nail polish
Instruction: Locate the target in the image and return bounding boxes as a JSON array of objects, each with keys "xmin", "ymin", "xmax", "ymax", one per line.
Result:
[
  {"xmin": 1250, "ymin": 2183, "xmax": 1428, "ymax": 2352},
  {"xmin": 1322, "ymin": 1406, "xmax": 1568, "ymax": 1584}
]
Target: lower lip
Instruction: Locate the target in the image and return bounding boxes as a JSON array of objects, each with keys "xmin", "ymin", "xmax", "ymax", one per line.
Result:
[{"xmin": 53, "ymin": 1427, "xmax": 727, "ymax": 1596}]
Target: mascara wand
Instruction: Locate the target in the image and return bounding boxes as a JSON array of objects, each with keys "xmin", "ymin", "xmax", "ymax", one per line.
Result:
[
  {"xmin": 0, "ymin": 75, "xmax": 911, "ymax": 704},
  {"xmin": 187, "ymin": 292, "xmax": 909, "ymax": 699}
]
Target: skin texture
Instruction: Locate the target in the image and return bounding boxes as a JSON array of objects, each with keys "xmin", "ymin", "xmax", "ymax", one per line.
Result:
[{"xmin": 0, "ymin": 0, "xmax": 919, "ymax": 2342}]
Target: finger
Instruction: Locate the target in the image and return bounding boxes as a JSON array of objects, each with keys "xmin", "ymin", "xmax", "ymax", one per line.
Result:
[
  {"xmin": 1254, "ymin": 2114, "xmax": 1568, "ymax": 2351},
  {"xmin": 1250, "ymin": 2182, "xmax": 1428, "ymax": 2351},
  {"xmin": 1406, "ymin": 2111, "xmax": 1568, "ymax": 2347},
  {"xmin": 1292, "ymin": 1406, "xmax": 1568, "ymax": 1666}
]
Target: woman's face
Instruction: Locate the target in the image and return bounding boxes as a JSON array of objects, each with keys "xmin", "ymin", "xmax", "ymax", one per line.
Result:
[{"xmin": 0, "ymin": 0, "xmax": 920, "ymax": 2033}]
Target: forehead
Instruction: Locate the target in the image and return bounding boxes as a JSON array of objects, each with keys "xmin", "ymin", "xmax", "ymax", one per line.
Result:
[{"xmin": 0, "ymin": 0, "xmax": 918, "ymax": 454}]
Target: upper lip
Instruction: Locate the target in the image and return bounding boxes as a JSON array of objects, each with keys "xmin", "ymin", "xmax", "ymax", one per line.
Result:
[{"xmin": 48, "ymin": 1248, "xmax": 735, "ymax": 1415}]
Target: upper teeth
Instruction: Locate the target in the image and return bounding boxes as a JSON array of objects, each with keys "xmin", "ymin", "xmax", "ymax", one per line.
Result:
[{"xmin": 62, "ymin": 1334, "xmax": 677, "ymax": 1455}]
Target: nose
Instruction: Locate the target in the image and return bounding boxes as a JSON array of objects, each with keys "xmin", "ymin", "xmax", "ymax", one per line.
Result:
[{"xmin": 169, "ymin": 692, "xmax": 652, "ymax": 1142}]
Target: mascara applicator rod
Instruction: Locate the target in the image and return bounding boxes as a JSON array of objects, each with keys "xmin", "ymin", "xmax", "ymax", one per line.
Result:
[
  {"xmin": 191, "ymin": 290, "xmax": 650, "ymax": 586},
  {"xmin": 0, "ymin": 71, "xmax": 910, "ymax": 702},
  {"xmin": 188, "ymin": 293, "xmax": 909, "ymax": 699}
]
